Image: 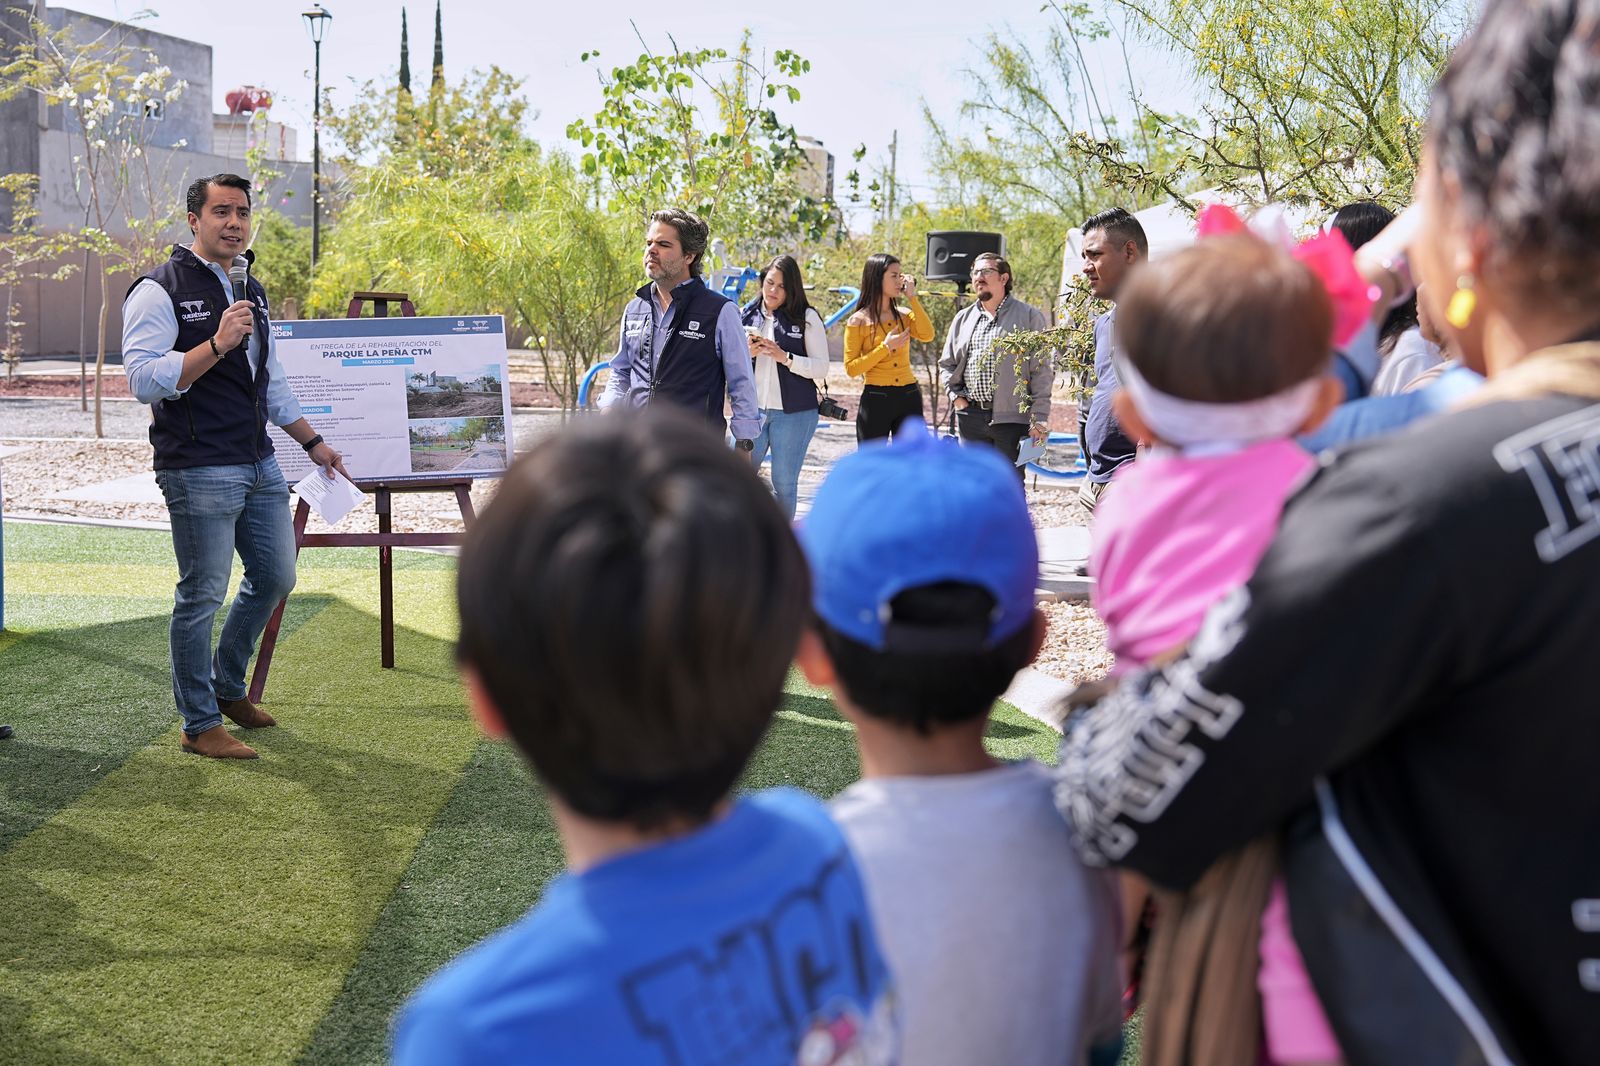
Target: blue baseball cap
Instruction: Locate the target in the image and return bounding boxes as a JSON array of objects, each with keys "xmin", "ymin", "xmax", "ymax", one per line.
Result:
[{"xmin": 799, "ymin": 418, "xmax": 1039, "ymax": 651}]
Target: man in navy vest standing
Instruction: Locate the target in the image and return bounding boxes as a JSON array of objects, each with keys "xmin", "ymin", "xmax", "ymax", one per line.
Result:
[
  {"xmin": 123, "ymin": 173, "xmax": 348, "ymax": 760},
  {"xmin": 598, "ymin": 208, "xmax": 762, "ymax": 451}
]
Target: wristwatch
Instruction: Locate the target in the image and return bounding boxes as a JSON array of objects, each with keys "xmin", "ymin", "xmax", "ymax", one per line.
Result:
[{"xmin": 734, "ymin": 439, "xmax": 755, "ymax": 453}]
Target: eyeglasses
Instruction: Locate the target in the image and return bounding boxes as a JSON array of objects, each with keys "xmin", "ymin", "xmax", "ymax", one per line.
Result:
[{"xmin": 970, "ymin": 267, "xmax": 1000, "ymax": 278}]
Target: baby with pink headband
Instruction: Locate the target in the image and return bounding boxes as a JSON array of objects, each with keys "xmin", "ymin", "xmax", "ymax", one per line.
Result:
[{"xmin": 1089, "ymin": 209, "xmax": 1365, "ymax": 1065}]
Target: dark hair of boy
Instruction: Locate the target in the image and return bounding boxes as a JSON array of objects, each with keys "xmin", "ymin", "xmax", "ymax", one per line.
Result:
[
  {"xmin": 454, "ymin": 407, "xmax": 810, "ymax": 830},
  {"xmin": 1080, "ymin": 207, "xmax": 1149, "ymax": 259},
  {"xmin": 816, "ymin": 582, "xmax": 1037, "ymax": 735},
  {"xmin": 1115, "ymin": 234, "xmax": 1334, "ymax": 404},
  {"xmin": 761, "ymin": 254, "xmax": 813, "ymax": 321},
  {"xmin": 186, "ymin": 173, "xmax": 252, "ymax": 217}
]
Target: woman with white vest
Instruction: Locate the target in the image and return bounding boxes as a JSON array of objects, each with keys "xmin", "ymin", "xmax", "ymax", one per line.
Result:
[{"xmin": 742, "ymin": 255, "xmax": 830, "ymax": 519}]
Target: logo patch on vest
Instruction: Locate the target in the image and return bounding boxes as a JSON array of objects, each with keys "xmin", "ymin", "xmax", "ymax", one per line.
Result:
[
  {"xmin": 179, "ymin": 300, "xmax": 209, "ymax": 323},
  {"xmin": 679, "ymin": 319, "xmax": 707, "ymax": 341}
]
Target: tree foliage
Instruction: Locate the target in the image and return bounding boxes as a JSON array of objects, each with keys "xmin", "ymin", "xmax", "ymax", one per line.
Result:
[
  {"xmin": 324, "ymin": 66, "xmax": 529, "ymax": 177},
  {"xmin": 312, "ymin": 69, "xmax": 633, "ymax": 409},
  {"xmin": 0, "ymin": 9, "xmax": 187, "ymax": 432},
  {"xmin": 249, "ymin": 209, "xmax": 311, "ymax": 313},
  {"xmin": 930, "ymin": 0, "xmax": 1465, "ymax": 228},
  {"xmin": 0, "ymin": 175, "xmax": 81, "ymax": 378},
  {"xmin": 925, "ymin": 2, "xmax": 1188, "ymax": 224},
  {"xmin": 566, "ymin": 30, "xmax": 836, "ymax": 254},
  {"xmin": 1109, "ymin": 0, "xmax": 1465, "ymax": 208}
]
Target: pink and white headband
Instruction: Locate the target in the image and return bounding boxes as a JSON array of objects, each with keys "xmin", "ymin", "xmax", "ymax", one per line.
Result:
[{"xmin": 1115, "ymin": 353, "xmax": 1323, "ymax": 454}]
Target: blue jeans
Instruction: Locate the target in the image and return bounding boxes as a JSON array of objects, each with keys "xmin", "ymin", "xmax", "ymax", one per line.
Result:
[
  {"xmin": 751, "ymin": 407, "xmax": 820, "ymax": 520},
  {"xmin": 154, "ymin": 457, "xmax": 297, "ymax": 736}
]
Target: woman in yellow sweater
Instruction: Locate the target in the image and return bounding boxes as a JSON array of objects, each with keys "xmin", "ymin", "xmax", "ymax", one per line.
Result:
[{"xmin": 844, "ymin": 252, "xmax": 935, "ymax": 442}]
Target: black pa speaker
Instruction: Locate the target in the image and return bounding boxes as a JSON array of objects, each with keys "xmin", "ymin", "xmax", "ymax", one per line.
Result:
[{"xmin": 925, "ymin": 231, "xmax": 1004, "ymax": 282}]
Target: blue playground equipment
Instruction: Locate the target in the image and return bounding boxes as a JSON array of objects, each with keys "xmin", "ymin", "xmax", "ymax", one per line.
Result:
[
  {"xmin": 821, "ymin": 286, "xmax": 859, "ymax": 328},
  {"xmin": 716, "ymin": 267, "xmax": 760, "ymax": 302},
  {"xmin": 1025, "ymin": 432, "xmax": 1088, "ymax": 480}
]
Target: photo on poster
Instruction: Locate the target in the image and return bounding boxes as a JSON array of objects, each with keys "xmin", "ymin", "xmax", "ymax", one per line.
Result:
[
  {"xmin": 404, "ymin": 363, "xmax": 503, "ymax": 419},
  {"xmin": 408, "ymin": 416, "xmax": 508, "ymax": 475}
]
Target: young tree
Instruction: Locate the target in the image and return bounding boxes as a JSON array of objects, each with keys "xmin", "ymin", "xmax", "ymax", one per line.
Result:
[
  {"xmin": 566, "ymin": 30, "xmax": 836, "ymax": 255},
  {"xmin": 0, "ymin": 9, "xmax": 187, "ymax": 434},
  {"xmin": 314, "ymin": 67, "xmax": 635, "ymax": 410},
  {"xmin": 925, "ymin": 2, "xmax": 1188, "ymax": 223},
  {"xmin": 399, "ymin": 8, "xmax": 411, "ymax": 96},
  {"xmin": 0, "ymin": 175, "xmax": 81, "ymax": 379}
]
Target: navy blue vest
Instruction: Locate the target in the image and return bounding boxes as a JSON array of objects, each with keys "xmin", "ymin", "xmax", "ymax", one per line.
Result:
[
  {"xmin": 626, "ymin": 277, "xmax": 730, "ymax": 427},
  {"xmin": 740, "ymin": 301, "xmax": 819, "ymax": 414},
  {"xmin": 131, "ymin": 245, "xmax": 273, "ymax": 470}
]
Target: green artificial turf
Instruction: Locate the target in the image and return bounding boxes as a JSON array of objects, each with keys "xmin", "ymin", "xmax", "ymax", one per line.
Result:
[{"xmin": 0, "ymin": 519, "xmax": 1074, "ymax": 1064}]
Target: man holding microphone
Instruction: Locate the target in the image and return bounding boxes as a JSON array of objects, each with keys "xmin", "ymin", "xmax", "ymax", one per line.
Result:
[{"xmin": 123, "ymin": 173, "xmax": 347, "ymax": 760}]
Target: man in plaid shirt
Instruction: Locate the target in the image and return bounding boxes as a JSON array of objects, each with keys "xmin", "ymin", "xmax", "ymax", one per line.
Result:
[{"xmin": 940, "ymin": 253, "xmax": 1055, "ymax": 476}]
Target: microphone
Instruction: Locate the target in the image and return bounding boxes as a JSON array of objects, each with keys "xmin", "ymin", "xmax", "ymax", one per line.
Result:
[{"xmin": 228, "ymin": 256, "xmax": 249, "ymax": 304}]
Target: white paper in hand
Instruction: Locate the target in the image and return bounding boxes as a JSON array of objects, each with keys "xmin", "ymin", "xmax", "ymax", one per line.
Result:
[
  {"xmin": 1015, "ymin": 437, "xmax": 1048, "ymax": 468},
  {"xmin": 293, "ymin": 468, "xmax": 366, "ymax": 525}
]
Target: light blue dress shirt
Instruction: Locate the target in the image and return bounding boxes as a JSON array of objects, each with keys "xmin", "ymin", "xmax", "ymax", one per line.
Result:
[
  {"xmin": 122, "ymin": 249, "xmax": 304, "ymax": 427},
  {"xmin": 1301, "ymin": 365, "xmax": 1484, "ymax": 453}
]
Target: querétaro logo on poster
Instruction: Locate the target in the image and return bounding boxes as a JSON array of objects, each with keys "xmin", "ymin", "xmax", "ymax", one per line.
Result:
[{"xmin": 266, "ymin": 315, "xmax": 514, "ymax": 484}]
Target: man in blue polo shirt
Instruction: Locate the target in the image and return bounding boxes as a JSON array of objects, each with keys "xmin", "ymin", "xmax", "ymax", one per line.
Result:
[
  {"xmin": 122, "ymin": 173, "xmax": 347, "ymax": 760},
  {"xmin": 598, "ymin": 208, "xmax": 763, "ymax": 451}
]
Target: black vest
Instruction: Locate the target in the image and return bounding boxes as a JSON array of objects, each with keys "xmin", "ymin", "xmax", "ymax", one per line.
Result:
[
  {"xmin": 625, "ymin": 277, "xmax": 731, "ymax": 427},
  {"xmin": 740, "ymin": 301, "xmax": 820, "ymax": 414},
  {"xmin": 131, "ymin": 245, "xmax": 274, "ymax": 470}
]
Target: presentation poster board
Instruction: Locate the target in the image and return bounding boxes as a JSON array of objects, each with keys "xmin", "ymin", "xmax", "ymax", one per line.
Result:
[{"xmin": 266, "ymin": 315, "xmax": 513, "ymax": 484}]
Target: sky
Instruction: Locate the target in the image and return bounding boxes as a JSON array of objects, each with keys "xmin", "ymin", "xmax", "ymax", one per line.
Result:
[{"xmin": 52, "ymin": 0, "xmax": 1182, "ymax": 220}]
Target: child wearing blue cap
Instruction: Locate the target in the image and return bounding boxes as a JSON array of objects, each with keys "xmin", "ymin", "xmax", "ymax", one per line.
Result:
[
  {"xmin": 796, "ymin": 418, "xmax": 1124, "ymax": 1066},
  {"xmin": 394, "ymin": 408, "xmax": 897, "ymax": 1066}
]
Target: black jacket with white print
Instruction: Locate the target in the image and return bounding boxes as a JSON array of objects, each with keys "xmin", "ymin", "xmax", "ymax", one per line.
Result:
[{"xmin": 1056, "ymin": 392, "xmax": 1600, "ymax": 1066}]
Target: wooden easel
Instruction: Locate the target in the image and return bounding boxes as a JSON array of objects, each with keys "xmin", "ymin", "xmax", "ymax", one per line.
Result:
[{"xmin": 247, "ymin": 292, "xmax": 477, "ymax": 702}]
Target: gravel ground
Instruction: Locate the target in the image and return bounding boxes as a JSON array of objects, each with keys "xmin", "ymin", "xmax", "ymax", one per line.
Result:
[
  {"xmin": 1, "ymin": 397, "xmax": 152, "ymax": 441},
  {"xmin": 1, "ymin": 395, "xmax": 1109, "ymax": 679},
  {"xmin": 1037, "ymin": 601, "xmax": 1113, "ymax": 684}
]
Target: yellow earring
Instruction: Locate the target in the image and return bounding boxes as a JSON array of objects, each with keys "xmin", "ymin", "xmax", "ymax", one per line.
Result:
[{"xmin": 1445, "ymin": 274, "xmax": 1477, "ymax": 330}]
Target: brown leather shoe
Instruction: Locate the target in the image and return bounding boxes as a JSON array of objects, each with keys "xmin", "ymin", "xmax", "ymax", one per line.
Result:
[
  {"xmin": 180, "ymin": 725, "xmax": 259, "ymax": 759},
  {"xmin": 218, "ymin": 696, "xmax": 276, "ymax": 729}
]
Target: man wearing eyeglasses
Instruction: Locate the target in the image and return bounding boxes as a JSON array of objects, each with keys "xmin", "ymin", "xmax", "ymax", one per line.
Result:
[{"xmin": 940, "ymin": 252, "xmax": 1054, "ymax": 476}]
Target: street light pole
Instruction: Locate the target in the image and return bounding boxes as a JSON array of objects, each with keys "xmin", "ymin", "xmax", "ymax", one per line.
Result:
[{"xmin": 302, "ymin": 5, "xmax": 333, "ymax": 267}]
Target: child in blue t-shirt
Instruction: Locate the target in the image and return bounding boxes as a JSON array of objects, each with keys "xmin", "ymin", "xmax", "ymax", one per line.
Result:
[{"xmin": 393, "ymin": 408, "xmax": 897, "ymax": 1066}]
